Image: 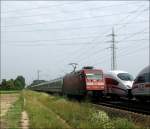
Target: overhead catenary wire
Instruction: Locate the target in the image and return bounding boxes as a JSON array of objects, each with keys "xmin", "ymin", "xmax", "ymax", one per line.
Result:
[
  {"xmin": 2, "ymin": 3, "xmax": 142, "ymax": 19},
  {"xmin": 91, "ymin": 43, "xmax": 148, "ymax": 68},
  {"xmin": 1, "ymin": 2, "xmax": 135, "ymax": 14},
  {"xmin": 81, "ymin": 29, "xmax": 149, "ymax": 68},
  {"xmin": 1, "ymin": 7, "xmax": 148, "ymax": 28},
  {"xmin": 118, "ymin": 27, "xmax": 149, "ymax": 43},
  {"xmin": 4, "ymin": 27, "xmax": 147, "ymax": 44},
  {"xmin": 1, "ymin": 1, "xmax": 148, "ymax": 77},
  {"xmin": 79, "ymin": 38, "xmax": 148, "ymax": 65},
  {"xmin": 116, "ymin": 8, "xmax": 149, "ymax": 32},
  {"xmin": 2, "ymin": 20, "xmax": 148, "ymax": 33},
  {"xmin": 1, "ymin": 1, "xmax": 147, "ymax": 68},
  {"xmin": 1, "ymin": 2, "xmax": 77, "ymax": 13},
  {"xmin": 76, "ymin": 28, "xmax": 148, "ymax": 66},
  {"xmin": 4, "ymin": 39, "xmax": 149, "ymax": 46},
  {"xmin": 11, "ymin": 3, "xmax": 146, "ymax": 68},
  {"xmin": 118, "ymin": 44, "xmax": 149, "ymax": 60},
  {"xmin": 71, "ymin": 5, "xmax": 148, "ymax": 64}
]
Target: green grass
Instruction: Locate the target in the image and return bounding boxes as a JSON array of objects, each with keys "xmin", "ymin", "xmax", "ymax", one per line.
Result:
[
  {"xmin": 23, "ymin": 90, "xmax": 138, "ymax": 129},
  {"xmin": 112, "ymin": 118, "xmax": 136, "ymax": 129},
  {"xmin": 23, "ymin": 91, "xmax": 72, "ymax": 129},
  {"xmin": 3, "ymin": 94, "xmax": 23, "ymax": 129},
  {"xmin": 0, "ymin": 90, "xmax": 21, "ymax": 94}
]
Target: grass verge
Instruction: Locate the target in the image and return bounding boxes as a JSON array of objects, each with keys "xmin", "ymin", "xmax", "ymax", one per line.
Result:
[
  {"xmin": 23, "ymin": 90, "xmax": 140, "ymax": 129},
  {"xmin": 0, "ymin": 90, "xmax": 20, "ymax": 94},
  {"xmin": 23, "ymin": 91, "xmax": 72, "ymax": 129}
]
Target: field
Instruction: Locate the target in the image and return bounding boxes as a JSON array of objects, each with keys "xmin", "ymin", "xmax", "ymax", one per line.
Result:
[{"xmin": 0, "ymin": 90, "xmax": 149, "ymax": 129}]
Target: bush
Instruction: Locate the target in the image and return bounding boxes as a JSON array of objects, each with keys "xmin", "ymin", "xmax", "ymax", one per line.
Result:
[
  {"xmin": 89, "ymin": 110, "xmax": 114, "ymax": 129},
  {"xmin": 113, "ymin": 118, "xmax": 135, "ymax": 129}
]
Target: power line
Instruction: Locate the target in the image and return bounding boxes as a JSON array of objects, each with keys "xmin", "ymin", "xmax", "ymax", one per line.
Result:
[
  {"xmin": 2, "ymin": 20, "xmax": 148, "ymax": 33},
  {"xmin": 79, "ymin": 38, "xmax": 148, "ymax": 66},
  {"xmin": 117, "ymin": 40, "xmax": 147, "ymax": 56},
  {"xmin": 77, "ymin": 48, "xmax": 107, "ymax": 64},
  {"xmin": 3, "ymin": 29, "xmax": 148, "ymax": 44},
  {"xmin": 116, "ymin": 8, "xmax": 149, "ymax": 32},
  {"xmin": 4, "ymin": 36, "xmax": 108, "ymax": 44},
  {"xmin": 118, "ymin": 27, "xmax": 149, "ymax": 42},
  {"xmin": 59, "ymin": 6, "xmax": 149, "ymax": 65},
  {"xmin": 4, "ymin": 9, "xmax": 139, "ymax": 20},
  {"xmin": 118, "ymin": 44, "xmax": 149, "ymax": 59},
  {"xmin": 69, "ymin": 4, "xmax": 148, "ymax": 63},
  {"xmin": 2, "ymin": 3, "xmax": 147, "ymax": 73},
  {"xmin": 4, "ymin": 39, "xmax": 148, "ymax": 48},
  {"xmin": 91, "ymin": 43, "xmax": 148, "ymax": 68},
  {"xmin": 75, "ymin": 30, "xmax": 148, "ymax": 66},
  {"xmin": 1, "ymin": 8, "xmax": 148, "ymax": 28},
  {"xmin": 1, "ymin": 2, "xmax": 132, "ymax": 14},
  {"xmin": 78, "ymin": 36, "xmax": 148, "ymax": 66},
  {"xmin": 118, "ymin": 31, "xmax": 149, "ymax": 36},
  {"xmin": 118, "ymin": 38, "xmax": 149, "ymax": 42},
  {"xmin": 2, "ymin": 3, "xmax": 144, "ymax": 19},
  {"xmin": 1, "ymin": 3, "xmax": 71, "ymax": 13}
]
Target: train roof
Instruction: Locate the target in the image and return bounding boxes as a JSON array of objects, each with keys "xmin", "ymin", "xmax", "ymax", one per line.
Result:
[
  {"xmin": 31, "ymin": 77, "xmax": 63, "ymax": 87},
  {"xmin": 138, "ymin": 65, "xmax": 150, "ymax": 75},
  {"xmin": 106, "ymin": 70, "xmax": 129, "ymax": 75}
]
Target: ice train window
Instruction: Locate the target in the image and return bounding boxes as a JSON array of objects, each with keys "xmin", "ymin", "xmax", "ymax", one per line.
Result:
[{"xmin": 117, "ymin": 73, "xmax": 133, "ymax": 81}]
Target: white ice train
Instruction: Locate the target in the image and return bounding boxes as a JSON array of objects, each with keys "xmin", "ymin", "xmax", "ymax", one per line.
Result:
[
  {"xmin": 132, "ymin": 65, "xmax": 150, "ymax": 101},
  {"xmin": 104, "ymin": 70, "xmax": 134, "ymax": 98}
]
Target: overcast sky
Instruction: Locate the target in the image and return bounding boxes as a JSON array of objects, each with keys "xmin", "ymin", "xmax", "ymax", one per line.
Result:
[{"xmin": 1, "ymin": 1, "xmax": 149, "ymax": 84}]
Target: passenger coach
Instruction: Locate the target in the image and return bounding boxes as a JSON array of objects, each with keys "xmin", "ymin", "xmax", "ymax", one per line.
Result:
[{"xmin": 132, "ymin": 65, "xmax": 150, "ymax": 101}]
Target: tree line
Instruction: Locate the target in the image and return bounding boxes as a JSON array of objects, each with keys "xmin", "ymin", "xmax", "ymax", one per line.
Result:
[{"xmin": 0, "ymin": 76, "xmax": 25, "ymax": 90}]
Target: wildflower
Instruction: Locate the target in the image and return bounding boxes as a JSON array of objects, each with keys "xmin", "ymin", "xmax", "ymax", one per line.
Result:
[{"xmin": 90, "ymin": 110, "xmax": 114, "ymax": 129}]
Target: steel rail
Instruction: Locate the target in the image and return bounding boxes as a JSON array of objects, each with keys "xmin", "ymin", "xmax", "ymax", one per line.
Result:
[{"xmin": 91, "ymin": 99, "xmax": 150, "ymax": 115}]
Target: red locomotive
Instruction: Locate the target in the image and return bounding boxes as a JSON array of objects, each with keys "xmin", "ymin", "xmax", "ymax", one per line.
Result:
[{"xmin": 63, "ymin": 66, "xmax": 105, "ymax": 97}]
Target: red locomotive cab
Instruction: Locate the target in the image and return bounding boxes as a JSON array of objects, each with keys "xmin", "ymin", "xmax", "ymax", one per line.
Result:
[{"xmin": 83, "ymin": 69, "xmax": 105, "ymax": 91}]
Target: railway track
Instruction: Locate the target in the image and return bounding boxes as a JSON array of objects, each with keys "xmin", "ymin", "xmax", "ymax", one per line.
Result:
[
  {"xmin": 46, "ymin": 92, "xmax": 150, "ymax": 115},
  {"xmin": 91, "ymin": 100, "xmax": 150, "ymax": 128},
  {"xmin": 92, "ymin": 98, "xmax": 150, "ymax": 115}
]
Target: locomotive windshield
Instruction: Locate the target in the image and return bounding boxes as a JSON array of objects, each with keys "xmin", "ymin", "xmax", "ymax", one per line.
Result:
[
  {"xmin": 86, "ymin": 73, "xmax": 103, "ymax": 80},
  {"xmin": 117, "ymin": 73, "xmax": 134, "ymax": 81}
]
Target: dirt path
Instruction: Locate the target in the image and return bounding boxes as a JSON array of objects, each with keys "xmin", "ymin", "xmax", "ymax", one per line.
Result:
[
  {"xmin": 21, "ymin": 98, "xmax": 29, "ymax": 129},
  {"xmin": 0, "ymin": 93, "xmax": 19, "ymax": 129},
  {"xmin": 21, "ymin": 111, "xmax": 29, "ymax": 129},
  {"xmin": 0, "ymin": 94, "xmax": 19, "ymax": 117}
]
